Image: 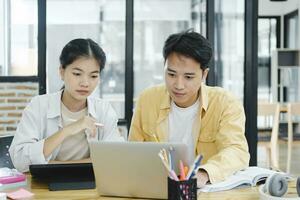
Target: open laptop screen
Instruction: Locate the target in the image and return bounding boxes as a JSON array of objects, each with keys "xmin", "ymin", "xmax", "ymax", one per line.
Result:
[{"xmin": 90, "ymin": 141, "xmax": 188, "ymax": 199}]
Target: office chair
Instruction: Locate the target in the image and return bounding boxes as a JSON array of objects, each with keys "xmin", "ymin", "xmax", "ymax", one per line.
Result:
[{"xmin": 0, "ymin": 135, "xmax": 14, "ymax": 168}]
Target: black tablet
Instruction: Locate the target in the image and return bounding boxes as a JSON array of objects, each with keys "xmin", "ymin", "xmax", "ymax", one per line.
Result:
[{"xmin": 29, "ymin": 163, "xmax": 95, "ymax": 191}]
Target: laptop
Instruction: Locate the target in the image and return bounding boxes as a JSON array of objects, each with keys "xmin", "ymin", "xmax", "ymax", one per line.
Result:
[
  {"xmin": 90, "ymin": 141, "xmax": 188, "ymax": 199},
  {"xmin": 29, "ymin": 163, "xmax": 95, "ymax": 191}
]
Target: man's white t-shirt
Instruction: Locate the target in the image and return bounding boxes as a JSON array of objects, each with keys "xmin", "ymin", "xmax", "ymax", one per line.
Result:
[{"xmin": 168, "ymin": 99, "xmax": 200, "ymax": 164}]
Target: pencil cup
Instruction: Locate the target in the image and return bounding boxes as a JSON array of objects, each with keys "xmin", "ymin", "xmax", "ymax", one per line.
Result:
[{"xmin": 167, "ymin": 177, "xmax": 197, "ymax": 200}]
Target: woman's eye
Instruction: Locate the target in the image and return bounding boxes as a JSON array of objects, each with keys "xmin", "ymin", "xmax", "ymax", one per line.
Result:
[
  {"xmin": 168, "ymin": 73, "xmax": 175, "ymax": 77},
  {"xmin": 186, "ymin": 76, "xmax": 194, "ymax": 79},
  {"xmin": 73, "ymin": 73, "xmax": 81, "ymax": 76},
  {"xmin": 91, "ymin": 75, "xmax": 99, "ymax": 79}
]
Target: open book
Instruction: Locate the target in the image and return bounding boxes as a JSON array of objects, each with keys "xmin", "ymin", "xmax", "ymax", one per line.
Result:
[{"xmin": 198, "ymin": 167, "xmax": 284, "ymax": 193}]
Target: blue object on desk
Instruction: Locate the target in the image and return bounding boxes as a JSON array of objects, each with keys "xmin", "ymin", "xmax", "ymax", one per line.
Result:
[{"xmin": 187, "ymin": 155, "xmax": 203, "ymax": 180}]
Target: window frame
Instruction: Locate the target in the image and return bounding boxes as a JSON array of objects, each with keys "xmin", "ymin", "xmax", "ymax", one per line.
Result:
[
  {"xmin": 1, "ymin": 0, "xmax": 258, "ymax": 166},
  {"xmin": 284, "ymin": 9, "xmax": 298, "ymax": 48}
]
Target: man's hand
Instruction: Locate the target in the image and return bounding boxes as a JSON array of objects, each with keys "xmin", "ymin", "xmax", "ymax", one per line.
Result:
[{"xmin": 196, "ymin": 169, "xmax": 209, "ymax": 188}]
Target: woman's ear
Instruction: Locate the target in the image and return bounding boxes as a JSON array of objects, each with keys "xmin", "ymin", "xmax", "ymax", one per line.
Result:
[{"xmin": 59, "ymin": 66, "xmax": 65, "ymax": 81}]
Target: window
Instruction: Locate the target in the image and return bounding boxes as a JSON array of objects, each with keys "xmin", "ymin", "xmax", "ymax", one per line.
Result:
[
  {"xmin": 214, "ymin": 0, "xmax": 245, "ymax": 100},
  {"xmin": 258, "ymin": 17, "xmax": 280, "ymax": 102},
  {"xmin": 0, "ymin": 0, "xmax": 38, "ymax": 76},
  {"xmin": 133, "ymin": 0, "xmax": 207, "ymax": 99},
  {"xmin": 47, "ymin": 0, "xmax": 126, "ymax": 118}
]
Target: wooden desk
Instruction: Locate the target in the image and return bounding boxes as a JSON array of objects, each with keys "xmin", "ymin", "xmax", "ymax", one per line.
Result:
[{"xmin": 5, "ymin": 175, "xmax": 298, "ymax": 200}]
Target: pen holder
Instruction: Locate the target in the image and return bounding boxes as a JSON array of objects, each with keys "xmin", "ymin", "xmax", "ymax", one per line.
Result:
[{"xmin": 168, "ymin": 177, "xmax": 197, "ymax": 200}]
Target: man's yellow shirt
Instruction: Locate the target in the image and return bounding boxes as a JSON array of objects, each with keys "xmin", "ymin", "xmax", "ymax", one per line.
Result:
[{"xmin": 129, "ymin": 83, "xmax": 250, "ymax": 183}]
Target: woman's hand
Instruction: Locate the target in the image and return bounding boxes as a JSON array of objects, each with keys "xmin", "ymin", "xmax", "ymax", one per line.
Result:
[
  {"xmin": 64, "ymin": 116, "xmax": 98, "ymax": 138},
  {"xmin": 44, "ymin": 116, "xmax": 102, "ymax": 159}
]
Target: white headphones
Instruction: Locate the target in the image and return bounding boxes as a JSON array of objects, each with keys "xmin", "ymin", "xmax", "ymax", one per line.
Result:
[{"xmin": 259, "ymin": 173, "xmax": 300, "ymax": 200}]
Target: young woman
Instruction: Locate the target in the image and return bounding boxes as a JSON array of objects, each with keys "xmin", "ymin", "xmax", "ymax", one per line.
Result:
[{"xmin": 9, "ymin": 38, "xmax": 124, "ymax": 172}]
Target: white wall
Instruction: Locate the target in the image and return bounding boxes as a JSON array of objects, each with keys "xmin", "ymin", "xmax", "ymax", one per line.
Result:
[
  {"xmin": 259, "ymin": 0, "xmax": 299, "ymax": 16},
  {"xmin": 259, "ymin": 0, "xmax": 300, "ymax": 48},
  {"xmin": 47, "ymin": 0, "xmax": 190, "ymax": 24}
]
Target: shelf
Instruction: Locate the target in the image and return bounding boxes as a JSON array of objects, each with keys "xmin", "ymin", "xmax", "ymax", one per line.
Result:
[{"xmin": 278, "ymin": 65, "xmax": 300, "ymax": 68}]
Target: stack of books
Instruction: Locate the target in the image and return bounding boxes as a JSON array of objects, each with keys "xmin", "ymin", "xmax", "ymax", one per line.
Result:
[{"xmin": 0, "ymin": 168, "xmax": 27, "ymax": 191}]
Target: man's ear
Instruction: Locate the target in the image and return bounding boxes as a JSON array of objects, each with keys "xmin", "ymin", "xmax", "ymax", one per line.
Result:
[
  {"xmin": 202, "ymin": 68, "xmax": 209, "ymax": 82},
  {"xmin": 59, "ymin": 66, "xmax": 64, "ymax": 81}
]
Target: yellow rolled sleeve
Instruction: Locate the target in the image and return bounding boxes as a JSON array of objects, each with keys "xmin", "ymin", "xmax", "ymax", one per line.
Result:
[{"xmin": 198, "ymin": 96, "xmax": 250, "ymax": 183}]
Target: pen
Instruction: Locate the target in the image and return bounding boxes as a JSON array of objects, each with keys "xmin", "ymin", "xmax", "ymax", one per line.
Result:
[
  {"xmin": 161, "ymin": 149, "xmax": 169, "ymax": 164},
  {"xmin": 169, "ymin": 146, "xmax": 175, "ymax": 171},
  {"xmin": 158, "ymin": 152, "xmax": 179, "ymax": 181},
  {"xmin": 179, "ymin": 160, "xmax": 186, "ymax": 180},
  {"xmin": 186, "ymin": 154, "xmax": 203, "ymax": 180},
  {"xmin": 184, "ymin": 166, "xmax": 189, "ymax": 177},
  {"xmin": 94, "ymin": 122, "xmax": 104, "ymax": 127},
  {"xmin": 69, "ymin": 119, "xmax": 104, "ymax": 127},
  {"xmin": 152, "ymin": 134, "xmax": 159, "ymax": 142}
]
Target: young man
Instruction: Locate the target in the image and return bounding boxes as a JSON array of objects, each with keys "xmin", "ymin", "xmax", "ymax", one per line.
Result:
[{"xmin": 129, "ymin": 30, "xmax": 250, "ymax": 187}]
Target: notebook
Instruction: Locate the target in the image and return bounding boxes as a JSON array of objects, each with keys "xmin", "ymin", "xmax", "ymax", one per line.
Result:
[
  {"xmin": 90, "ymin": 141, "xmax": 188, "ymax": 199},
  {"xmin": 0, "ymin": 168, "xmax": 27, "ymax": 191},
  {"xmin": 0, "ymin": 168, "xmax": 26, "ymax": 184},
  {"xmin": 198, "ymin": 167, "xmax": 286, "ymax": 193},
  {"xmin": 6, "ymin": 188, "xmax": 34, "ymax": 199}
]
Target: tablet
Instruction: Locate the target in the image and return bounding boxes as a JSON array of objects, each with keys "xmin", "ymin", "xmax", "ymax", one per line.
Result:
[{"xmin": 29, "ymin": 163, "xmax": 95, "ymax": 191}]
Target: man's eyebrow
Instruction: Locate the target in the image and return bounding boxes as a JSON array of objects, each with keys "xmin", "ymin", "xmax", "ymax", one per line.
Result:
[
  {"xmin": 90, "ymin": 70, "xmax": 100, "ymax": 74},
  {"xmin": 184, "ymin": 72, "xmax": 196, "ymax": 75},
  {"xmin": 167, "ymin": 67, "xmax": 176, "ymax": 73},
  {"xmin": 167, "ymin": 67, "xmax": 195, "ymax": 75}
]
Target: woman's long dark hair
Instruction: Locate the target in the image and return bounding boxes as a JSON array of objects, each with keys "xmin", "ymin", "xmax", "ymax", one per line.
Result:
[
  {"xmin": 60, "ymin": 38, "xmax": 106, "ymax": 71},
  {"xmin": 59, "ymin": 38, "xmax": 106, "ymax": 90}
]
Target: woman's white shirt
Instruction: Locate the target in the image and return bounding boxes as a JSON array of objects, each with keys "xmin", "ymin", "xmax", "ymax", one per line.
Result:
[
  {"xmin": 9, "ymin": 91, "xmax": 124, "ymax": 172},
  {"xmin": 56, "ymin": 102, "xmax": 89, "ymax": 161}
]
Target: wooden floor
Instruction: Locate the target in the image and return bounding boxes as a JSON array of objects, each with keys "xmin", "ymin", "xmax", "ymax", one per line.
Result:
[{"xmin": 257, "ymin": 141, "xmax": 300, "ymax": 176}]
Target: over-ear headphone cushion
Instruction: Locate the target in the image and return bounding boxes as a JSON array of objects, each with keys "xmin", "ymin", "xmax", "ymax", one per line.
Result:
[
  {"xmin": 297, "ymin": 177, "xmax": 300, "ymax": 197},
  {"xmin": 268, "ymin": 173, "xmax": 288, "ymax": 197}
]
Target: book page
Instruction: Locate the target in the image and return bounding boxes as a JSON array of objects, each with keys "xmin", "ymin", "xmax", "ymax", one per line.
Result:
[
  {"xmin": 198, "ymin": 173, "xmax": 252, "ymax": 192},
  {"xmin": 237, "ymin": 167, "xmax": 276, "ymax": 185},
  {"xmin": 198, "ymin": 167, "xmax": 279, "ymax": 193}
]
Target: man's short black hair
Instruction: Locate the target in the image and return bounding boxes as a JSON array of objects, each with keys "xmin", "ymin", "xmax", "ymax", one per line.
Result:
[{"xmin": 163, "ymin": 29, "xmax": 212, "ymax": 70}]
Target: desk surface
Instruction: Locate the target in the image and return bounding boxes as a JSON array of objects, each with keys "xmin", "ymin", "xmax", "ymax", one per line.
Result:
[{"xmin": 4, "ymin": 175, "xmax": 298, "ymax": 200}]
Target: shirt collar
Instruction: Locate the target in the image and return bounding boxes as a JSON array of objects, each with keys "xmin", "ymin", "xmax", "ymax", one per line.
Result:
[
  {"xmin": 87, "ymin": 96, "xmax": 98, "ymax": 118},
  {"xmin": 47, "ymin": 90, "xmax": 63, "ymax": 118},
  {"xmin": 201, "ymin": 83, "xmax": 208, "ymax": 112},
  {"xmin": 160, "ymin": 87, "xmax": 171, "ymax": 110},
  {"xmin": 47, "ymin": 90, "xmax": 97, "ymax": 119},
  {"xmin": 160, "ymin": 83, "xmax": 209, "ymax": 111}
]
